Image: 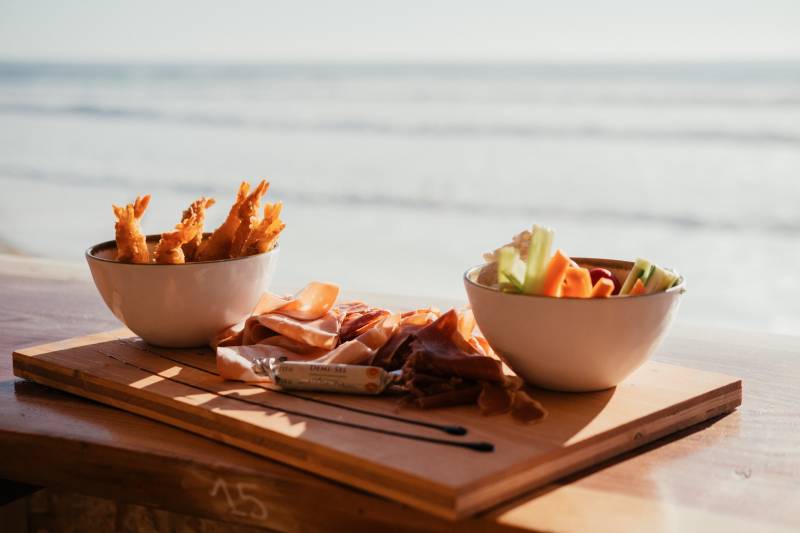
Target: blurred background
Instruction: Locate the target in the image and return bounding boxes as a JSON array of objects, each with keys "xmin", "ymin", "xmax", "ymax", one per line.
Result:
[{"xmin": 0, "ymin": 0, "xmax": 798, "ymax": 332}]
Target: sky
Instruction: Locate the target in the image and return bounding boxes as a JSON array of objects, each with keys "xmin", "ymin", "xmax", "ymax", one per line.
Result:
[{"xmin": 1, "ymin": 0, "xmax": 799, "ymax": 62}]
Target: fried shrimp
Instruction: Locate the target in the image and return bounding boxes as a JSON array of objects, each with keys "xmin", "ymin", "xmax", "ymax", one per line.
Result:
[
  {"xmin": 154, "ymin": 204, "xmax": 207, "ymax": 264},
  {"xmin": 112, "ymin": 195, "xmax": 151, "ymax": 263},
  {"xmin": 229, "ymin": 179, "xmax": 269, "ymax": 258},
  {"xmin": 110, "ymin": 182, "xmax": 283, "ymax": 264},
  {"xmin": 195, "ymin": 182, "xmax": 250, "ymax": 261},
  {"xmin": 243, "ymin": 201, "xmax": 285, "ymax": 256},
  {"xmin": 179, "ymin": 197, "xmax": 216, "ymax": 261}
]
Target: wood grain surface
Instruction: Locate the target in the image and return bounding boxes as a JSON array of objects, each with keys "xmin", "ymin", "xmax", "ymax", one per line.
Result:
[
  {"xmin": 1, "ymin": 254, "xmax": 799, "ymax": 532},
  {"xmin": 12, "ymin": 329, "xmax": 741, "ymax": 519}
]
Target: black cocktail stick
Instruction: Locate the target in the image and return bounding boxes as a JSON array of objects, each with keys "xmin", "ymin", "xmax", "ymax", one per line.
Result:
[
  {"xmin": 125, "ymin": 339, "xmax": 469, "ymax": 437},
  {"xmin": 254, "ymin": 389, "xmax": 467, "ymax": 436},
  {"xmin": 101, "ymin": 346, "xmax": 490, "ymax": 452}
]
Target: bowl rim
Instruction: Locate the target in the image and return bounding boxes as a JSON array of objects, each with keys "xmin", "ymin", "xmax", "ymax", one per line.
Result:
[
  {"xmin": 86, "ymin": 234, "xmax": 279, "ymax": 267},
  {"xmin": 463, "ymin": 257, "xmax": 685, "ymax": 301}
]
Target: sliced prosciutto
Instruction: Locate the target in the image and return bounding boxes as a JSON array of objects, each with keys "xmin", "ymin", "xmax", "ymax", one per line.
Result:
[
  {"xmin": 404, "ymin": 310, "xmax": 505, "ymax": 383},
  {"xmin": 213, "ymin": 281, "xmax": 547, "ymax": 423},
  {"xmin": 215, "ymin": 282, "xmax": 395, "ymax": 380}
]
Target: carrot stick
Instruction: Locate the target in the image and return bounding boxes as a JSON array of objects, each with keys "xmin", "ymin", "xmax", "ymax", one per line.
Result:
[
  {"xmin": 562, "ymin": 267, "xmax": 592, "ymax": 298},
  {"xmin": 590, "ymin": 277, "xmax": 615, "ymax": 298},
  {"xmin": 629, "ymin": 278, "xmax": 646, "ymax": 296},
  {"xmin": 541, "ymin": 249, "xmax": 571, "ymax": 297}
]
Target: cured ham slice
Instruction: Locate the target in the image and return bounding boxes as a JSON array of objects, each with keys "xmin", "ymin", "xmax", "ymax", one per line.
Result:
[
  {"xmin": 371, "ymin": 323, "xmax": 423, "ymax": 370},
  {"xmin": 213, "ymin": 281, "xmax": 546, "ymax": 423},
  {"xmin": 477, "ymin": 377, "xmax": 548, "ymax": 422},
  {"xmin": 403, "ymin": 370, "xmax": 481, "ymax": 407},
  {"xmin": 216, "ymin": 313, "xmax": 396, "ymax": 380},
  {"xmin": 244, "ymin": 311, "xmax": 341, "ymax": 349},
  {"xmin": 252, "ymin": 281, "xmax": 339, "ymax": 319},
  {"xmin": 370, "ymin": 308, "xmax": 438, "ymax": 370},
  {"xmin": 404, "ymin": 310, "xmax": 505, "ymax": 384},
  {"xmin": 215, "ymin": 282, "xmax": 395, "ymax": 380},
  {"xmin": 410, "ymin": 384, "xmax": 482, "ymax": 409},
  {"xmin": 395, "ymin": 310, "xmax": 547, "ymax": 422},
  {"xmin": 477, "ymin": 381, "xmax": 515, "ymax": 415},
  {"xmin": 213, "ymin": 282, "xmax": 340, "ymax": 348},
  {"xmin": 240, "ymin": 282, "xmax": 344, "ymax": 348},
  {"xmin": 212, "ymin": 322, "xmax": 245, "ymax": 349},
  {"xmin": 339, "ymin": 305, "xmax": 392, "ymax": 343},
  {"xmin": 256, "ymin": 335, "xmax": 330, "ymax": 358},
  {"xmin": 313, "ymin": 314, "xmax": 397, "ymax": 365},
  {"xmin": 510, "ymin": 391, "xmax": 548, "ymax": 423}
]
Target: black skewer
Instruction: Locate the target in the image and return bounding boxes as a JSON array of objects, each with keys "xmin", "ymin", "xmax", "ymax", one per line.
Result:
[
  {"xmin": 123, "ymin": 339, "xmax": 469, "ymax": 437},
  {"xmin": 276, "ymin": 389, "xmax": 468, "ymax": 436},
  {"xmin": 102, "ymin": 346, "xmax": 491, "ymax": 452}
]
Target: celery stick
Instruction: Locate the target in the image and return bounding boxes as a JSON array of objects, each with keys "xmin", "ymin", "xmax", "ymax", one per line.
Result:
[
  {"xmin": 498, "ymin": 247, "xmax": 527, "ymax": 293},
  {"xmin": 509, "ymin": 256, "xmax": 527, "ymax": 289},
  {"xmin": 497, "ymin": 247, "xmax": 517, "ymax": 286},
  {"xmin": 620, "ymin": 258, "xmax": 652, "ymax": 295},
  {"xmin": 505, "ymin": 269, "xmax": 526, "ymax": 292},
  {"xmin": 522, "ymin": 224, "xmax": 554, "ymax": 294}
]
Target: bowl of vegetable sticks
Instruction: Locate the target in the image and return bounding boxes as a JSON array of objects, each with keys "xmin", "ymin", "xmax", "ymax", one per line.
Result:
[{"xmin": 464, "ymin": 224, "xmax": 685, "ymax": 391}]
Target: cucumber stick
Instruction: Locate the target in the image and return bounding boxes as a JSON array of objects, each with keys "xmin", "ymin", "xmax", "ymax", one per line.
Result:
[
  {"xmin": 620, "ymin": 258, "xmax": 652, "ymax": 295},
  {"xmin": 645, "ymin": 266, "xmax": 678, "ymax": 294},
  {"xmin": 523, "ymin": 224, "xmax": 554, "ymax": 294}
]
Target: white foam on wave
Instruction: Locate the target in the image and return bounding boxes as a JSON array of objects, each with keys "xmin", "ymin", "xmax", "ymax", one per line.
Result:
[{"xmin": 1, "ymin": 62, "xmax": 799, "ymax": 333}]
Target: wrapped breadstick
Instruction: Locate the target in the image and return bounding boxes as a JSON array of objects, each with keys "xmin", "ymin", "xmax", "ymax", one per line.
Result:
[{"xmin": 252, "ymin": 357, "xmax": 399, "ymax": 395}]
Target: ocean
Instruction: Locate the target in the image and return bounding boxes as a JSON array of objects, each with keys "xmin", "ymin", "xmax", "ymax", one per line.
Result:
[{"xmin": 1, "ymin": 61, "xmax": 799, "ymax": 333}]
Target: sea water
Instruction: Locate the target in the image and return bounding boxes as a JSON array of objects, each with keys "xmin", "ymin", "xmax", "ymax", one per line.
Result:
[{"xmin": 1, "ymin": 62, "xmax": 798, "ymax": 333}]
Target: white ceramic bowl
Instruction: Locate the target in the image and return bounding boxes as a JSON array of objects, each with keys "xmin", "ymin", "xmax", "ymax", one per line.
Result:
[
  {"xmin": 86, "ymin": 236, "xmax": 279, "ymax": 348},
  {"xmin": 464, "ymin": 258, "xmax": 685, "ymax": 392}
]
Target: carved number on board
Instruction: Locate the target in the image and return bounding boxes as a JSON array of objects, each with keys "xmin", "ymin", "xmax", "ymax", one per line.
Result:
[{"xmin": 210, "ymin": 478, "xmax": 268, "ymax": 521}]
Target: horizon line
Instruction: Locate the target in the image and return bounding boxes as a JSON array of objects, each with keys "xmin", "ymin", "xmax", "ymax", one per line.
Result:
[{"xmin": 1, "ymin": 57, "xmax": 800, "ymax": 66}]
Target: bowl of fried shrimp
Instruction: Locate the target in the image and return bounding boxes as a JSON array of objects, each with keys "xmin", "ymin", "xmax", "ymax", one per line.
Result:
[{"xmin": 86, "ymin": 180, "xmax": 284, "ymax": 348}]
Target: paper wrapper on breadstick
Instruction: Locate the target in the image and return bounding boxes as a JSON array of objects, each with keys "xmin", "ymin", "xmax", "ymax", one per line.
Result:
[
  {"xmin": 253, "ymin": 358, "xmax": 397, "ymax": 395},
  {"xmin": 216, "ymin": 345, "xmax": 397, "ymax": 394},
  {"xmin": 217, "ymin": 345, "xmax": 271, "ymax": 382}
]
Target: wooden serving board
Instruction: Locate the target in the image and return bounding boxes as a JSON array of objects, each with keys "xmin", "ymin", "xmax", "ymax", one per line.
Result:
[{"xmin": 12, "ymin": 329, "xmax": 742, "ymax": 520}]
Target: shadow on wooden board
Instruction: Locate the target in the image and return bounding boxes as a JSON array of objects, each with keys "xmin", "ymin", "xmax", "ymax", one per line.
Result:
[{"xmin": 11, "ymin": 331, "xmax": 741, "ymax": 521}]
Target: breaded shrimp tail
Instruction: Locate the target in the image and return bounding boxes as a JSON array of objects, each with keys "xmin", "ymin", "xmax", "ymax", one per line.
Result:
[
  {"xmin": 229, "ymin": 179, "xmax": 269, "ymax": 258},
  {"xmin": 113, "ymin": 194, "xmax": 151, "ymax": 264},
  {"xmin": 243, "ymin": 201, "xmax": 285, "ymax": 256},
  {"xmin": 180, "ymin": 197, "xmax": 216, "ymax": 261},
  {"xmin": 195, "ymin": 182, "xmax": 249, "ymax": 261},
  {"xmin": 154, "ymin": 202, "xmax": 208, "ymax": 265}
]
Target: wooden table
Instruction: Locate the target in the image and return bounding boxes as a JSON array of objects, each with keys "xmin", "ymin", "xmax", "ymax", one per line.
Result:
[{"xmin": 1, "ymin": 254, "xmax": 798, "ymax": 532}]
